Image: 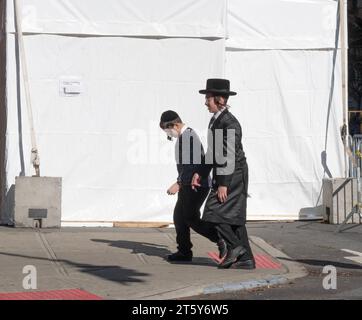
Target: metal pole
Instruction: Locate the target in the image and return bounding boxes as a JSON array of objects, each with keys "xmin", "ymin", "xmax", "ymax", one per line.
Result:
[
  {"xmin": 14, "ymin": 0, "xmax": 40, "ymax": 176},
  {"xmin": 340, "ymin": 0, "xmax": 349, "ymax": 178}
]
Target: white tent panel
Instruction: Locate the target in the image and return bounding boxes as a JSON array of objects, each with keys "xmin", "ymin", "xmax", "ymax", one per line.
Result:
[
  {"xmin": 226, "ymin": 49, "xmax": 345, "ymax": 219},
  {"xmin": 227, "ymin": 0, "xmax": 340, "ymax": 49},
  {"xmin": 5, "ymin": 34, "xmax": 224, "ymax": 222},
  {"xmin": 6, "ymin": 0, "xmax": 227, "ymax": 38},
  {"xmin": 2, "ymin": 1, "xmax": 347, "ymax": 224}
]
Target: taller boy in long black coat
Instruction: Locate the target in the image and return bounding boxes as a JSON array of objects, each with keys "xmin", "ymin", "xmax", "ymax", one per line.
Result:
[{"xmin": 192, "ymin": 79, "xmax": 255, "ymax": 269}]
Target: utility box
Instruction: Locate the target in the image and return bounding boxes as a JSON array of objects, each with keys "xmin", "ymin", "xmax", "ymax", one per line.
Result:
[
  {"xmin": 322, "ymin": 178, "xmax": 360, "ymax": 224},
  {"xmin": 14, "ymin": 177, "xmax": 62, "ymax": 228}
]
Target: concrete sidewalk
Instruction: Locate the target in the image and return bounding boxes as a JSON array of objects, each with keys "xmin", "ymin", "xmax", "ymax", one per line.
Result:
[{"xmin": 0, "ymin": 227, "xmax": 307, "ymax": 300}]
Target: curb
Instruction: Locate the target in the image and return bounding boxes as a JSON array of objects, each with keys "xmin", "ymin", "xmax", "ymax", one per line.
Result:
[
  {"xmin": 249, "ymin": 236, "xmax": 308, "ymax": 281},
  {"xmin": 140, "ymin": 236, "xmax": 307, "ymax": 299},
  {"xmin": 203, "ymin": 275, "xmax": 289, "ymax": 295},
  {"xmin": 199, "ymin": 236, "xmax": 308, "ymax": 296},
  {"xmin": 139, "ymin": 276, "xmax": 289, "ymax": 300}
]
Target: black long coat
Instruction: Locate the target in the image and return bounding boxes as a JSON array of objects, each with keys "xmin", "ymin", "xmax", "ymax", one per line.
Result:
[{"xmin": 198, "ymin": 109, "xmax": 248, "ymax": 226}]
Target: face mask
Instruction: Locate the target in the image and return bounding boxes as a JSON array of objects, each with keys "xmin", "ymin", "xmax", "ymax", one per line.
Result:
[{"xmin": 164, "ymin": 128, "xmax": 178, "ymax": 139}]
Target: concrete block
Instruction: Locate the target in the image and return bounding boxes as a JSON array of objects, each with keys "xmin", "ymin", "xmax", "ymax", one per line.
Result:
[
  {"xmin": 322, "ymin": 178, "xmax": 361, "ymax": 224},
  {"xmin": 14, "ymin": 176, "xmax": 62, "ymax": 228}
]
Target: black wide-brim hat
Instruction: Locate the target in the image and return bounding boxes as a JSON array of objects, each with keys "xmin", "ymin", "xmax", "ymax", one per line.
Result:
[{"xmin": 199, "ymin": 78, "xmax": 237, "ymax": 96}]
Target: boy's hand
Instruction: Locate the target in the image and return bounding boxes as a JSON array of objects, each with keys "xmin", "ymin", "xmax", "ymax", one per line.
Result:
[
  {"xmin": 167, "ymin": 182, "xmax": 180, "ymax": 195},
  {"xmin": 191, "ymin": 173, "xmax": 201, "ymax": 190},
  {"xmin": 217, "ymin": 186, "xmax": 228, "ymax": 203}
]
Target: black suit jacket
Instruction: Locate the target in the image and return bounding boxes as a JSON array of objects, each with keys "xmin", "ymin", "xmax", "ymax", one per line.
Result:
[{"xmin": 175, "ymin": 127, "xmax": 210, "ymax": 187}]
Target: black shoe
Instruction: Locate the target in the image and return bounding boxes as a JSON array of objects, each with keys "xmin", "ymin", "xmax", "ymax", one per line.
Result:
[
  {"xmin": 231, "ymin": 258, "xmax": 256, "ymax": 270},
  {"xmin": 217, "ymin": 239, "xmax": 228, "ymax": 259},
  {"xmin": 218, "ymin": 246, "xmax": 247, "ymax": 269},
  {"xmin": 166, "ymin": 251, "xmax": 193, "ymax": 262}
]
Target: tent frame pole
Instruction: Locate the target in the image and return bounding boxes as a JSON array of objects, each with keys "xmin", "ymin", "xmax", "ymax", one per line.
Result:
[
  {"xmin": 14, "ymin": 0, "xmax": 40, "ymax": 176},
  {"xmin": 340, "ymin": 0, "xmax": 349, "ymax": 178}
]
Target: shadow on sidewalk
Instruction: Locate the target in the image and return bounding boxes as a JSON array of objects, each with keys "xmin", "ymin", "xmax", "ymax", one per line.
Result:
[
  {"xmin": 0, "ymin": 251, "xmax": 149, "ymax": 285},
  {"xmin": 91, "ymin": 239, "xmax": 217, "ymax": 267}
]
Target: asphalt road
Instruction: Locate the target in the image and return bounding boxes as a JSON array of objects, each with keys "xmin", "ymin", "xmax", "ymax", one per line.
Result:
[{"xmin": 187, "ymin": 221, "xmax": 362, "ymax": 300}]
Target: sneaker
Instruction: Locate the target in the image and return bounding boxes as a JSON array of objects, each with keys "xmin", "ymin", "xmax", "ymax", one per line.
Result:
[{"xmin": 166, "ymin": 251, "xmax": 193, "ymax": 262}]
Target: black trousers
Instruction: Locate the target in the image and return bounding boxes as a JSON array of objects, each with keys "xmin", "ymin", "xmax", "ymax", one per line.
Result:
[
  {"xmin": 174, "ymin": 186, "xmax": 219, "ymax": 254},
  {"xmin": 216, "ymin": 224, "xmax": 254, "ymax": 261}
]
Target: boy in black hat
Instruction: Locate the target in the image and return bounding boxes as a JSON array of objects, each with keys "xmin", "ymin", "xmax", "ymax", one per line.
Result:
[
  {"xmin": 160, "ymin": 110, "xmax": 227, "ymax": 262},
  {"xmin": 192, "ymin": 79, "xmax": 255, "ymax": 269}
]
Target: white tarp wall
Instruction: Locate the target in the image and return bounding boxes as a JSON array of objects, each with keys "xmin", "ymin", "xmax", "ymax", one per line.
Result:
[
  {"xmin": 225, "ymin": 0, "xmax": 346, "ymax": 220},
  {"xmin": 2, "ymin": 0, "xmax": 345, "ymax": 224}
]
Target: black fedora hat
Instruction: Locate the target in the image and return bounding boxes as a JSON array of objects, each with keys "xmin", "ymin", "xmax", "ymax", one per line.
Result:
[{"xmin": 199, "ymin": 78, "xmax": 237, "ymax": 96}]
